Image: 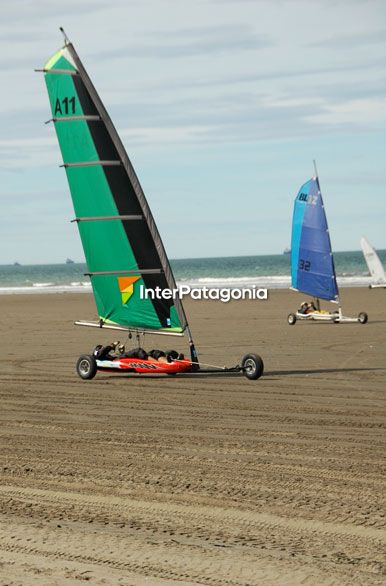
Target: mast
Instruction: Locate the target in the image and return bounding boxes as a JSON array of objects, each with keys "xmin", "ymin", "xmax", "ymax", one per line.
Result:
[
  {"xmin": 313, "ymin": 159, "xmax": 318, "ymax": 180},
  {"xmin": 312, "ymin": 160, "xmax": 320, "ymax": 310},
  {"xmin": 59, "ymin": 26, "xmax": 70, "ymax": 45},
  {"xmin": 67, "ymin": 42, "xmax": 192, "ymax": 329},
  {"xmin": 313, "ymin": 159, "xmax": 340, "ymax": 309}
]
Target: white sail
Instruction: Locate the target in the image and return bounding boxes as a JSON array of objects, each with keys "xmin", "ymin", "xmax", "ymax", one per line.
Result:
[{"xmin": 360, "ymin": 237, "xmax": 386, "ymax": 286}]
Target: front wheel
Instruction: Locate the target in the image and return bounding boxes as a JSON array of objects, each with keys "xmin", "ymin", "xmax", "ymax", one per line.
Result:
[
  {"xmin": 241, "ymin": 354, "xmax": 264, "ymax": 380},
  {"xmin": 287, "ymin": 313, "xmax": 297, "ymax": 325},
  {"xmin": 76, "ymin": 354, "xmax": 97, "ymax": 380},
  {"xmin": 358, "ymin": 312, "xmax": 368, "ymax": 324}
]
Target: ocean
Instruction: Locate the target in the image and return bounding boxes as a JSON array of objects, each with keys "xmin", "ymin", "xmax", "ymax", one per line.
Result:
[{"xmin": 1, "ymin": 250, "xmax": 385, "ymax": 294}]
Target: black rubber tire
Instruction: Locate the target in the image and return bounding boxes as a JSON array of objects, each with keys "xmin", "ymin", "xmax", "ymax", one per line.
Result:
[
  {"xmin": 287, "ymin": 313, "xmax": 297, "ymax": 325},
  {"xmin": 76, "ymin": 354, "xmax": 97, "ymax": 380},
  {"xmin": 358, "ymin": 312, "xmax": 368, "ymax": 324},
  {"xmin": 241, "ymin": 353, "xmax": 264, "ymax": 380}
]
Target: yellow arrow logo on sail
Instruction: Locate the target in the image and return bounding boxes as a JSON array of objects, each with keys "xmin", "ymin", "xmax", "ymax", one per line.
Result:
[{"xmin": 118, "ymin": 276, "xmax": 141, "ymax": 304}]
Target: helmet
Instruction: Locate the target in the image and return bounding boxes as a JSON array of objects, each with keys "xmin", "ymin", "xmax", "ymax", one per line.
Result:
[{"xmin": 93, "ymin": 344, "xmax": 103, "ymax": 357}]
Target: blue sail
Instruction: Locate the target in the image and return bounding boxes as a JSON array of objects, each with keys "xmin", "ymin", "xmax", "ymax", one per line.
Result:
[{"xmin": 291, "ymin": 177, "xmax": 339, "ymax": 301}]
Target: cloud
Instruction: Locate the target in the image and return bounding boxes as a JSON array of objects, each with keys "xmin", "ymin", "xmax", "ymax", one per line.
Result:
[
  {"xmin": 308, "ymin": 29, "xmax": 386, "ymax": 49},
  {"xmin": 0, "ymin": 0, "xmax": 107, "ymax": 26},
  {"xmin": 304, "ymin": 98, "xmax": 386, "ymax": 126},
  {"xmin": 0, "ymin": 136, "xmax": 57, "ymax": 149},
  {"xmin": 3, "ymin": 91, "xmax": 384, "ymax": 173},
  {"xmin": 120, "ymin": 124, "xmax": 217, "ymax": 144},
  {"xmin": 0, "ymin": 134, "xmax": 59, "ymax": 170},
  {"xmin": 93, "ymin": 24, "xmax": 271, "ymax": 61}
]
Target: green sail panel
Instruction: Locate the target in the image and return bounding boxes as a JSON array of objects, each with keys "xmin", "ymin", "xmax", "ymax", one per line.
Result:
[{"xmin": 43, "ymin": 45, "xmax": 187, "ymax": 333}]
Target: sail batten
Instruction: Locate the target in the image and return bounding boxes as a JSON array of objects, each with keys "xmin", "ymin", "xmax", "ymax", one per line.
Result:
[
  {"xmin": 61, "ymin": 160, "xmax": 121, "ymax": 168},
  {"xmin": 43, "ymin": 42, "xmax": 190, "ymax": 336},
  {"xmin": 38, "ymin": 69, "xmax": 79, "ymax": 75},
  {"xmin": 86, "ymin": 269, "xmax": 163, "ymax": 276},
  {"xmin": 291, "ymin": 177, "xmax": 339, "ymax": 302},
  {"xmin": 53, "ymin": 115, "xmax": 101, "ymax": 122},
  {"xmin": 73, "ymin": 215, "xmax": 143, "ymax": 222}
]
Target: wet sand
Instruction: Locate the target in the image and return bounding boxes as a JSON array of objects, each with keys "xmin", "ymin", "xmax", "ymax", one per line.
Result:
[{"xmin": 0, "ymin": 288, "xmax": 385, "ymax": 585}]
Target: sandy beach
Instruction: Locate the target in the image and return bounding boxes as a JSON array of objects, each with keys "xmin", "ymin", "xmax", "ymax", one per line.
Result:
[{"xmin": 0, "ymin": 288, "xmax": 385, "ymax": 585}]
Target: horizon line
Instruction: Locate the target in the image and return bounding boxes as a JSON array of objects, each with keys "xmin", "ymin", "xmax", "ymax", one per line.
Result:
[{"xmin": 2, "ymin": 247, "xmax": 385, "ymax": 267}]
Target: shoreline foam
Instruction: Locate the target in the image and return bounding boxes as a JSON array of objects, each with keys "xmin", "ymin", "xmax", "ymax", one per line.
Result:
[{"xmin": 0, "ymin": 274, "xmax": 374, "ymax": 294}]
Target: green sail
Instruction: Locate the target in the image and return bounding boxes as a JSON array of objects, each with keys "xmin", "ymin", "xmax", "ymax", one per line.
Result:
[{"xmin": 43, "ymin": 45, "xmax": 187, "ymax": 334}]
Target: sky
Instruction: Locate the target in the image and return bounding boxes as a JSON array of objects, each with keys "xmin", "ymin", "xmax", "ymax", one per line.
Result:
[{"xmin": 1, "ymin": 0, "xmax": 385, "ymax": 264}]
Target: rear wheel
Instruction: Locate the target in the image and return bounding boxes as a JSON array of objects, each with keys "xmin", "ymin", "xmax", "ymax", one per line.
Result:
[
  {"xmin": 241, "ymin": 354, "xmax": 264, "ymax": 380},
  {"xmin": 358, "ymin": 312, "xmax": 368, "ymax": 324},
  {"xmin": 76, "ymin": 354, "xmax": 97, "ymax": 380},
  {"xmin": 287, "ymin": 313, "xmax": 297, "ymax": 325}
]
